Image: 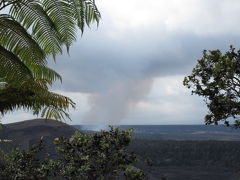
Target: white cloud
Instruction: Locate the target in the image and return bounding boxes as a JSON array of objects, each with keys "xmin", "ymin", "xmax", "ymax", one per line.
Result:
[
  {"xmin": 1, "ymin": 112, "xmax": 35, "ymax": 124},
  {"xmin": 149, "ymin": 76, "xmax": 187, "ymax": 96},
  {"xmin": 122, "ymin": 75, "xmax": 207, "ymax": 125},
  {"xmin": 98, "ymin": 0, "xmax": 240, "ymax": 35}
]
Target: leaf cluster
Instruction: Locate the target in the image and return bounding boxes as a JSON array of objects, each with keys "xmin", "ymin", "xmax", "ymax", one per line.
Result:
[
  {"xmin": 54, "ymin": 127, "xmax": 147, "ymax": 179},
  {"xmin": 184, "ymin": 46, "xmax": 240, "ymax": 127},
  {"xmin": 0, "ymin": 0, "xmax": 101, "ymax": 120},
  {"xmin": 0, "ymin": 128, "xmax": 147, "ymax": 180},
  {"xmin": 0, "ymin": 139, "xmax": 49, "ymax": 179}
]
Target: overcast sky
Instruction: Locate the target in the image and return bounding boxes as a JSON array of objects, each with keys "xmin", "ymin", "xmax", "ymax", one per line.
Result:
[{"xmin": 2, "ymin": 0, "xmax": 240, "ymax": 125}]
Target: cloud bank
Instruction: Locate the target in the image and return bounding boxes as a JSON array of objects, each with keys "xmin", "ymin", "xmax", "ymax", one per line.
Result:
[{"xmin": 2, "ymin": 0, "xmax": 240, "ymax": 124}]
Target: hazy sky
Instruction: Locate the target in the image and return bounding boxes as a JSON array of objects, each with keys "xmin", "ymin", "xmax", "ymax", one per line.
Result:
[{"xmin": 2, "ymin": 0, "xmax": 240, "ymax": 125}]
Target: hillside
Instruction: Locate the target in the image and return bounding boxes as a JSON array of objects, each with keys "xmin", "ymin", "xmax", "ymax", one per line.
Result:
[
  {"xmin": 0, "ymin": 119, "xmax": 77, "ymax": 158},
  {"xmin": 75, "ymin": 125, "xmax": 240, "ymax": 180},
  {"xmin": 129, "ymin": 139, "xmax": 240, "ymax": 180},
  {"xmin": 1, "ymin": 122, "xmax": 240, "ymax": 179}
]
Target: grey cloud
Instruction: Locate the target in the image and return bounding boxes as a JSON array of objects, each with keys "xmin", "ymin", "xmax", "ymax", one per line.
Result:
[
  {"xmin": 53, "ymin": 32, "xmax": 240, "ymax": 91},
  {"xmin": 143, "ymin": 33, "xmax": 240, "ymax": 77},
  {"xmin": 3, "ymin": 0, "xmax": 240, "ymax": 125},
  {"xmin": 47, "ymin": 6, "xmax": 240, "ymax": 124}
]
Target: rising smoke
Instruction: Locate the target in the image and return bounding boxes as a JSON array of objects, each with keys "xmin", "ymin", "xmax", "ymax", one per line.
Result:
[{"xmin": 82, "ymin": 77, "xmax": 153, "ymax": 125}]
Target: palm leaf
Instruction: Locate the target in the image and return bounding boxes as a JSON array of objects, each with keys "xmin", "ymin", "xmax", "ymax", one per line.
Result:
[
  {"xmin": 37, "ymin": 90, "xmax": 75, "ymax": 109},
  {"xmin": 83, "ymin": 0, "xmax": 101, "ymax": 26},
  {"xmin": 0, "ymin": 85, "xmax": 75, "ymax": 120},
  {"xmin": 29, "ymin": 65, "xmax": 62, "ymax": 84},
  {"xmin": 0, "ymin": 87, "xmax": 36, "ymax": 115},
  {"xmin": 70, "ymin": 0, "xmax": 85, "ymax": 33},
  {"xmin": 36, "ymin": 106, "xmax": 71, "ymax": 121},
  {"xmin": 0, "ymin": 15, "xmax": 61, "ymax": 85},
  {"xmin": 43, "ymin": 0, "xmax": 76, "ymax": 52},
  {"xmin": 0, "ymin": 0, "xmax": 101, "ymax": 121},
  {"xmin": 70, "ymin": 0, "xmax": 101, "ymax": 33},
  {"xmin": 0, "ymin": 14, "xmax": 46, "ymax": 67},
  {"xmin": 10, "ymin": 0, "xmax": 62, "ymax": 57},
  {"xmin": 0, "ymin": 45, "xmax": 33, "ymax": 85}
]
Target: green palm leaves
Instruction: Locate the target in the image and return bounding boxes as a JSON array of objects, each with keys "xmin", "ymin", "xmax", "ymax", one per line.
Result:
[{"xmin": 0, "ymin": 0, "xmax": 100, "ymax": 120}]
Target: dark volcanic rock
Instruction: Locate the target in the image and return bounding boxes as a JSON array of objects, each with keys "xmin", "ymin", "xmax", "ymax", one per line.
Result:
[{"xmin": 0, "ymin": 119, "xmax": 78, "ymax": 158}]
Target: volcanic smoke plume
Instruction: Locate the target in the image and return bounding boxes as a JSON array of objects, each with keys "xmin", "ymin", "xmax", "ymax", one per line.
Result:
[{"xmin": 82, "ymin": 77, "xmax": 153, "ymax": 125}]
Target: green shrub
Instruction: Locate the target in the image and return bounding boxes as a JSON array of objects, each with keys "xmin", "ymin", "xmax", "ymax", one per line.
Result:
[{"xmin": 0, "ymin": 127, "xmax": 147, "ymax": 180}]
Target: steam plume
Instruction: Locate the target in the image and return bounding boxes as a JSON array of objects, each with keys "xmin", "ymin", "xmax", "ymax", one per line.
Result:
[{"xmin": 82, "ymin": 77, "xmax": 153, "ymax": 125}]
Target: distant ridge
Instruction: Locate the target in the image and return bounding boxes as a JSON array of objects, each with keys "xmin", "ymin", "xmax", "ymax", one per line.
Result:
[
  {"xmin": 74, "ymin": 125, "xmax": 240, "ymax": 141},
  {"xmin": 4, "ymin": 118, "xmax": 74, "ymax": 128},
  {"xmin": 0, "ymin": 119, "xmax": 77, "ymax": 158}
]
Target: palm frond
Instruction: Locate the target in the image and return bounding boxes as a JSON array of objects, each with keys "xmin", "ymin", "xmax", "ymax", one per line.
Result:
[
  {"xmin": 0, "ymin": 0, "xmax": 101, "ymax": 121},
  {"xmin": 0, "ymin": 45, "xmax": 33, "ymax": 85},
  {"xmin": 70, "ymin": 0, "xmax": 101, "ymax": 33},
  {"xmin": 29, "ymin": 65, "xmax": 62, "ymax": 84},
  {"xmin": 0, "ymin": 14, "xmax": 46, "ymax": 67},
  {"xmin": 36, "ymin": 106, "xmax": 71, "ymax": 121},
  {"xmin": 37, "ymin": 90, "xmax": 75, "ymax": 109},
  {"xmin": 83, "ymin": 0, "xmax": 101, "ymax": 26},
  {"xmin": 0, "ymin": 87, "xmax": 36, "ymax": 115},
  {"xmin": 0, "ymin": 15, "xmax": 61, "ymax": 85},
  {"xmin": 0, "ymin": 85, "xmax": 75, "ymax": 120},
  {"xmin": 70, "ymin": 0, "xmax": 85, "ymax": 33},
  {"xmin": 10, "ymin": 0, "xmax": 62, "ymax": 57},
  {"xmin": 43, "ymin": 0, "xmax": 76, "ymax": 52}
]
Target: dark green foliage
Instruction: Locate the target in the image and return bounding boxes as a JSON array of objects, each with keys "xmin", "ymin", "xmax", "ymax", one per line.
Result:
[
  {"xmin": 0, "ymin": 139, "xmax": 49, "ymax": 179},
  {"xmin": 53, "ymin": 127, "xmax": 147, "ymax": 179},
  {"xmin": 124, "ymin": 166, "xmax": 147, "ymax": 180},
  {"xmin": 184, "ymin": 46, "xmax": 240, "ymax": 127},
  {"xmin": 0, "ymin": 128, "xmax": 147, "ymax": 180}
]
